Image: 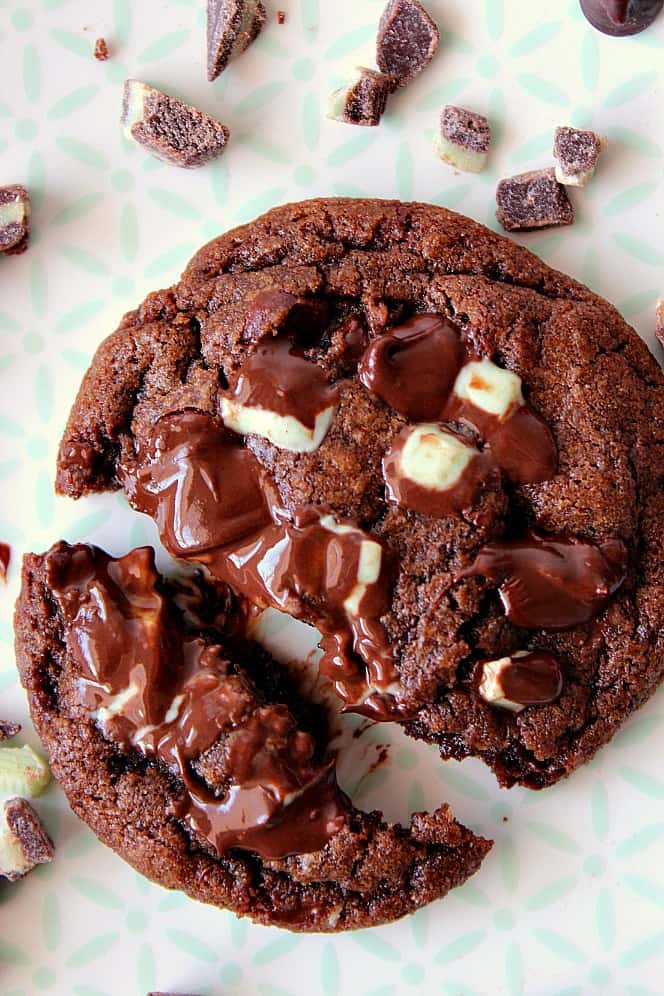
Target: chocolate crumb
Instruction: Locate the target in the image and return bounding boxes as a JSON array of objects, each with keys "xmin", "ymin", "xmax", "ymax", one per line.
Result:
[
  {"xmin": 376, "ymin": 0, "xmax": 439, "ymax": 86},
  {"xmin": 277, "ymin": 10, "xmax": 286, "ymax": 23},
  {"xmin": 0, "ymin": 542, "xmax": 10, "ymax": 583},
  {"xmin": 0, "ymin": 721, "xmax": 21, "ymax": 743},
  {"xmin": 2, "ymin": 798, "xmax": 55, "ymax": 881},
  {"xmin": 93, "ymin": 37, "xmax": 109, "ymax": 61},
  {"xmin": 496, "ymin": 168, "xmax": 574, "ymax": 232}
]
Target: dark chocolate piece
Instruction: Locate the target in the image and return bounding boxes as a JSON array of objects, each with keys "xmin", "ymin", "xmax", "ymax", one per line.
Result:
[
  {"xmin": 207, "ymin": 0, "xmax": 267, "ymax": 81},
  {"xmin": 0, "ymin": 720, "xmax": 21, "ymax": 742},
  {"xmin": 579, "ymin": 0, "xmax": 663, "ymax": 35},
  {"xmin": 0, "ymin": 541, "xmax": 10, "ymax": 583},
  {"xmin": 121, "ymin": 80, "xmax": 230, "ymax": 168},
  {"xmin": 458, "ymin": 529, "xmax": 628, "ymax": 629},
  {"xmin": 496, "ymin": 169, "xmax": 574, "ymax": 232},
  {"xmin": 93, "ymin": 37, "xmax": 109, "ymax": 61},
  {"xmin": 328, "ymin": 68, "xmax": 396, "ymax": 128},
  {"xmin": 16, "ymin": 542, "xmax": 492, "ymax": 930},
  {"xmin": 478, "ymin": 651, "xmax": 563, "ymax": 710},
  {"xmin": 376, "ymin": 0, "xmax": 439, "ymax": 85},
  {"xmin": 0, "ymin": 186, "xmax": 30, "ymax": 256},
  {"xmin": 52, "ymin": 197, "xmax": 664, "ymax": 790},
  {"xmin": 2, "ymin": 798, "xmax": 55, "ymax": 880},
  {"xmin": 553, "ymin": 126, "xmax": 606, "ymax": 187}
]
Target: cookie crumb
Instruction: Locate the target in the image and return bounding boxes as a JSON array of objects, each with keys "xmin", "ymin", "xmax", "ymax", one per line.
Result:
[
  {"xmin": 553, "ymin": 126, "xmax": 607, "ymax": 187},
  {"xmin": 121, "ymin": 80, "xmax": 230, "ymax": 168},
  {"xmin": 0, "ymin": 186, "xmax": 30, "ymax": 256},
  {"xmin": 277, "ymin": 10, "xmax": 286, "ymax": 23},
  {"xmin": 496, "ymin": 168, "xmax": 574, "ymax": 232},
  {"xmin": 93, "ymin": 37, "xmax": 109, "ymax": 60},
  {"xmin": 435, "ymin": 105, "xmax": 491, "ymax": 173},
  {"xmin": 327, "ymin": 67, "xmax": 395, "ymax": 127},
  {"xmin": 377, "ymin": 0, "xmax": 439, "ymax": 86}
]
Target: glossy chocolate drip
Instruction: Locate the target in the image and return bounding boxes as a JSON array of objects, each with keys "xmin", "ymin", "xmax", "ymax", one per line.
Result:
[
  {"xmin": 580, "ymin": 0, "xmax": 663, "ymax": 34},
  {"xmin": 458, "ymin": 529, "xmax": 628, "ymax": 629},
  {"xmin": 382, "ymin": 425, "xmax": 494, "ymax": 518},
  {"xmin": 359, "ymin": 314, "xmax": 557, "ymax": 488},
  {"xmin": 225, "ymin": 336, "xmax": 338, "ymax": 430},
  {"xmin": 359, "ymin": 315, "xmax": 465, "ymax": 422},
  {"xmin": 498, "ymin": 651, "xmax": 563, "ymax": 706},
  {"xmin": 242, "ymin": 290, "xmax": 329, "ymax": 346},
  {"xmin": 121, "ymin": 413, "xmax": 405, "ymax": 719},
  {"xmin": 46, "ymin": 543, "xmax": 348, "ymax": 859}
]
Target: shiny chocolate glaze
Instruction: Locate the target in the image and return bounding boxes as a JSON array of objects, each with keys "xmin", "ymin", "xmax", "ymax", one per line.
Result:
[
  {"xmin": 121, "ymin": 413, "xmax": 406, "ymax": 721},
  {"xmin": 481, "ymin": 650, "xmax": 563, "ymax": 708},
  {"xmin": 46, "ymin": 542, "xmax": 348, "ymax": 859},
  {"xmin": 458, "ymin": 529, "xmax": 628, "ymax": 629}
]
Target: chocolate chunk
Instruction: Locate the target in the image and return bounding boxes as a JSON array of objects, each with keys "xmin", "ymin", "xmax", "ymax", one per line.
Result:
[
  {"xmin": 579, "ymin": 0, "xmax": 664, "ymax": 35},
  {"xmin": 16, "ymin": 542, "xmax": 492, "ymax": 929},
  {"xmin": 327, "ymin": 68, "xmax": 396, "ymax": 128},
  {"xmin": 121, "ymin": 80, "xmax": 230, "ymax": 168},
  {"xmin": 1, "ymin": 798, "xmax": 55, "ymax": 881},
  {"xmin": 458, "ymin": 529, "xmax": 627, "ymax": 629},
  {"xmin": 435, "ymin": 105, "xmax": 492, "ymax": 173},
  {"xmin": 0, "ymin": 721, "xmax": 20, "ymax": 743},
  {"xmin": 496, "ymin": 168, "xmax": 574, "ymax": 232},
  {"xmin": 0, "ymin": 541, "xmax": 10, "ymax": 583},
  {"xmin": 553, "ymin": 126, "xmax": 607, "ymax": 187},
  {"xmin": 207, "ymin": 0, "xmax": 266, "ymax": 81},
  {"xmin": 376, "ymin": 0, "xmax": 439, "ymax": 86},
  {"xmin": 0, "ymin": 186, "xmax": 30, "ymax": 256},
  {"xmin": 478, "ymin": 651, "xmax": 563, "ymax": 711},
  {"xmin": 93, "ymin": 37, "xmax": 109, "ymax": 61}
]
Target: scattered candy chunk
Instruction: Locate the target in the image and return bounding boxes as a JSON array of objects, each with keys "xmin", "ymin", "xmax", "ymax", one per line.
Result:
[
  {"xmin": 121, "ymin": 80, "xmax": 230, "ymax": 168},
  {"xmin": 327, "ymin": 67, "xmax": 395, "ymax": 127},
  {"xmin": 0, "ymin": 186, "xmax": 30, "ymax": 256},
  {"xmin": 0, "ymin": 744, "xmax": 51, "ymax": 798},
  {"xmin": 376, "ymin": 0, "xmax": 439, "ymax": 86},
  {"xmin": 207, "ymin": 0, "xmax": 266, "ymax": 81},
  {"xmin": 435, "ymin": 105, "xmax": 491, "ymax": 173},
  {"xmin": 553, "ymin": 126, "xmax": 607, "ymax": 187},
  {"xmin": 478, "ymin": 651, "xmax": 563, "ymax": 712},
  {"xmin": 496, "ymin": 168, "xmax": 574, "ymax": 232},
  {"xmin": 0, "ymin": 798, "xmax": 54, "ymax": 881},
  {"xmin": 93, "ymin": 37, "xmax": 109, "ymax": 61}
]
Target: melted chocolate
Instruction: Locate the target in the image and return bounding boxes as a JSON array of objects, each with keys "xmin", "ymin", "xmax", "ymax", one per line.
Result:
[
  {"xmin": 359, "ymin": 315, "xmax": 465, "ymax": 422},
  {"xmin": 458, "ymin": 529, "xmax": 628, "ymax": 629},
  {"xmin": 121, "ymin": 413, "xmax": 405, "ymax": 719},
  {"xmin": 580, "ymin": 0, "xmax": 663, "ymax": 34},
  {"xmin": 225, "ymin": 336, "xmax": 338, "ymax": 430},
  {"xmin": 0, "ymin": 542, "xmax": 10, "ymax": 583},
  {"xmin": 480, "ymin": 651, "xmax": 563, "ymax": 707},
  {"xmin": 46, "ymin": 543, "xmax": 348, "ymax": 859},
  {"xmin": 359, "ymin": 314, "xmax": 557, "ymax": 487},
  {"xmin": 382, "ymin": 426, "xmax": 494, "ymax": 517},
  {"xmin": 242, "ymin": 290, "xmax": 329, "ymax": 346}
]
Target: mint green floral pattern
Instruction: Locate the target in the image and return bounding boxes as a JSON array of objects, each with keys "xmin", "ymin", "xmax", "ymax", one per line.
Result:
[{"xmin": 1, "ymin": 0, "xmax": 663, "ymax": 993}]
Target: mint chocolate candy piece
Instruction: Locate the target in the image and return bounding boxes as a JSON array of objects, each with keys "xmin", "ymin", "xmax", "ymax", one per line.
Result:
[
  {"xmin": 0, "ymin": 186, "xmax": 30, "ymax": 256},
  {"xmin": 496, "ymin": 168, "xmax": 574, "ymax": 232},
  {"xmin": 207, "ymin": 0, "xmax": 266, "ymax": 81},
  {"xmin": 376, "ymin": 0, "xmax": 439, "ymax": 86},
  {"xmin": 327, "ymin": 68, "xmax": 396, "ymax": 127}
]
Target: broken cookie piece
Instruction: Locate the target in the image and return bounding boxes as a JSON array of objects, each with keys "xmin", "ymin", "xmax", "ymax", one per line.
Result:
[
  {"xmin": 435, "ymin": 105, "xmax": 491, "ymax": 173},
  {"xmin": 496, "ymin": 168, "xmax": 574, "ymax": 232},
  {"xmin": 207, "ymin": 0, "xmax": 266, "ymax": 81},
  {"xmin": 1, "ymin": 798, "xmax": 54, "ymax": 881},
  {"xmin": 327, "ymin": 67, "xmax": 395, "ymax": 127},
  {"xmin": 0, "ymin": 186, "xmax": 30, "ymax": 256},
  {"xmin": 121, "ymin": 80, "xmax": 230, "ymax": 168},
  {"xmin": 376, "ymin": 0, "xmax": 439, "ymax": 86},
  {"xmin": 553, "ymin": 126, "xmax": 607, "ymax": 187}
]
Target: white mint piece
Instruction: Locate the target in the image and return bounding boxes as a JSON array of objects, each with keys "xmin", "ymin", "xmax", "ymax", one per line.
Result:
[
  {"xmin": 326, "ymin": 73, "xmax": 359, "ymax": 122},
  {"xmin": 352, "ymin": 679, "xmax": 402, "ymax": 706},
  {"xmin": 319, "ymin": 515, "xmax": 383, "ymax": 617},
  {"xmin": 91, "ymin": 681, "xmax": 138, "ymax": 725},
  {"xmin": 0, "ymin": 199, "xmax": 25, "ymax": 227},
  {"xmin": 397, "ymin": 424, "xmax": 476, "ymax": 493},
  {"xmin": 434, "ymin": 134, "xmax": 488, "ymax": 174},
  {"xmin": 555, "ymin": 134, "xmax": 608, "ymax": 188},
  {"xmin": 220, "ymin": 397, "xmax": 336, "ymax": 453},
  {"xmin": 122, "ymin": 79, "xmax": 152, "ymax": 139},
  {"xmin": 0, "ymin": 809, "xmax": 33, "ymax": 880},
  {"xmin": 453, "ymin": 358, "xmax": 524, "ymax": 421},
  {"xmin": 0, "ymin": 744, "xmax": 50, "ymax": 799},
  {"xmin": 479, "ymin": 652, "xmax": 530, "ymax": 712}
]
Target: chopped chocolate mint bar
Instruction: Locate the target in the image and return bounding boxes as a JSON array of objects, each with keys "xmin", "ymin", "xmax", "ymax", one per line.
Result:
[
  {"xmin": 435, "ymin": 105, "xmax": 491, "ymax": 173},
  {"xmin": 121, "ymin": 80, "xmax": 230, "ymax": 168},
  {"xmin": 554, "ymin": 126, "xmax": 607, "ymax": 187},
  {"xmin": 327, "ymin": 67, "xmax": 395, "ymax": 127},
  {"xmin": 0, "ymin": 186, "xmax": 30, "ymax": 256},
  {"xmin": 1, "ymin": 798, "xmax": 54, "ymax": 881},
  {"xmin": 207, "ymin": 0, "xmax": 266, "ymax": 81},
  {"xmin": 376, "ymin": 0, "xmax": 439, "ymax": 86},
  {"xmin": 496, "ymin": 168, "xmax": 574, "ymax": 232}
]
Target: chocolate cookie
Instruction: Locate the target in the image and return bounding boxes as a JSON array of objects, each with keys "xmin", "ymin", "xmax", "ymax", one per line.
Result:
[
  {"xmin": 15, "ymin": 542, "xmax": 490, "ymax": 930},
  {"xmin": 55, "ymin": 198, "xmax": 664, "ymax": 789}
]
